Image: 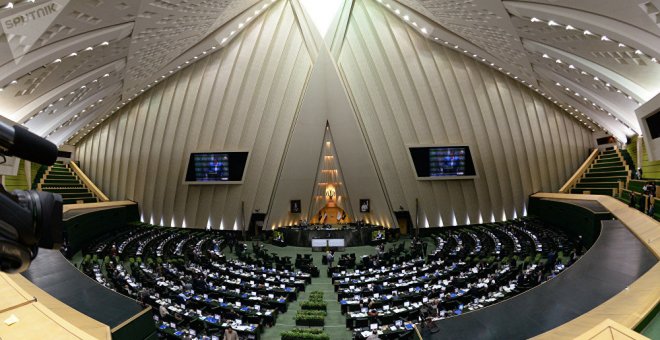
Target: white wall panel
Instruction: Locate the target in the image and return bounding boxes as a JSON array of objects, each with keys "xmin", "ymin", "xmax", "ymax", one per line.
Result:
[
  {"xmin": 76, "ymin": 0, "xmax": 313, "ymax": 229},
  {"xmin": 335, "ymin": 0, "xmax": 594, "ymax": 226},
  {"xmin": 75, "ymin": 0, "xmax": 593, "ymax": 230}
]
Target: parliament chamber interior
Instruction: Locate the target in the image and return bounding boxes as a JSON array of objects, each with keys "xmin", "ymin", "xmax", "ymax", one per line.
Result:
[{"xmin": 0, "ymin": 0, "xmax": 659, "ymax": 339}]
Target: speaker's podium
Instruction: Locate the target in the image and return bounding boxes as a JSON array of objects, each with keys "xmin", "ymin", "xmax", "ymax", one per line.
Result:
[
  {"xmin": 280, "ymin": 224, "xmax": 383, "ymax": 248},
  {"xmin": 311, "ymin": 238, "xmax": 346, "ymax": 251}
]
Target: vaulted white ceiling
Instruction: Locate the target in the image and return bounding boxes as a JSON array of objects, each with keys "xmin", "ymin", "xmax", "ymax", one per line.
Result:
[{"xmin": 0, "ymin": 0, "xmax": 658, "ymax": 146}]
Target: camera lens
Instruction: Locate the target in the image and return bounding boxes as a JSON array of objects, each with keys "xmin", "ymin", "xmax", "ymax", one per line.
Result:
[{"xmin": 12, "ymin": 190, "xmax": 63, "ymax": 249}]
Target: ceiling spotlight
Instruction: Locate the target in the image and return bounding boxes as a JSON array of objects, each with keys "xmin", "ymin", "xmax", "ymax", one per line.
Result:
[
  {"xmin": 618, "ymin": 43, "xmax": 626, "ymax": 48},
  {"xmin": 100, "ymin": 41, "xmax": 109, "ymax": 46},
  {"xmin": 530, "ymin": 17, "xmax": 541, "ymax": 22},
  {"xmin": 634, "ymin": 49, "xmax": 643, "ymax": 55},
  {"xmin": 600, "ymin": 36, "xmax": 610, "ymax": 41},
  {"xmin": 547, "ymin": 20, "xmax": 560, "ymax": 26},
  {"xmin": 542, "ymin": 54, "xmax": 550, "ymax": 59},
  {"xmin": 565, "ymin": 25, "xmax": 575, "ymax": 30},
  {"xmin": 583, "ymin": 30, "xmax": 594, "ymax": 36}
]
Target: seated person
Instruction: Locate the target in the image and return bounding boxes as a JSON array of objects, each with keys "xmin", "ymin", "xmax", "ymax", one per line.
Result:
[
  {"xmin": 159, "ymin": 304, "xmax": 169, "ymax": 319},
  {"xmin": 366, "ymin": 330, "xmax": 380, "ymax": 340}
]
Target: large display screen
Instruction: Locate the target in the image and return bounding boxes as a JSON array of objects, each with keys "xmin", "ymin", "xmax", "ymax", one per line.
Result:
[
  {"xmin": 409, "ymin": 146, "xmax": 476, "ymax": 179},
  {"xmin": 184, "ymin": 152, "xmax": 249, "ymax": 184},
  {"xmin": 646, "ymin": 110, "xmax": 660, "ymax": 139}
]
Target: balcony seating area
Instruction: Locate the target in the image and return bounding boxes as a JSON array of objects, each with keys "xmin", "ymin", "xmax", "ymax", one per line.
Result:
[{"xmin": 618, "ymin": 179, "xmax": 659, "ymax": 220}]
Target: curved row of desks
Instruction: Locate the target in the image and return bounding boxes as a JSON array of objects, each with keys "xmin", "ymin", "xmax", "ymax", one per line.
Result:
[{"xmin": 420, "ymin": 211, "xmax": 656, "ymax": 339}]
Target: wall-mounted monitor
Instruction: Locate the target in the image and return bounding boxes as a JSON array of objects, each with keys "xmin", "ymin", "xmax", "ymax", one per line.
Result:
[
  {"xmin": 183, "ymin": 151, "xmax": 249, "ymax": 184},
  {"xmin": 646, "ymin": 110, "xmax": 660, "ymax": 140},
  {"xmin": 408, "ymin": 145, "xmax": 477, "ymax": 180},
  {"xmin": 636, "ymin": 93, "xmax": 660, "ymax": 161}
]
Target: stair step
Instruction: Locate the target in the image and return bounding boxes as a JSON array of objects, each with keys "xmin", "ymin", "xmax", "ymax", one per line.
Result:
[
  {"xmin": 598, "ymin": 155, "xmax": 620, "ymax": 162},
  {"xmin": 588, "ymin": 167, "xmax": 626, "ymax": 173},
  {"xmin": 593, "ymin": 160, "xmax": 624, "ymax": 166},
  {"xmin": 585, "ymin": 171, "xmax": 628, "ymax": 177},
  {"xmin": 42, "ymin": 179, "xmax": 81, "ymax": 185},
  {"xmin": 48, "ymin": 167, "xmax": 71, "ymax": 172},
  {"xmin": 63, "ymin": 197, "xmax": 98, "ymax": 204},
  {"xmin": 574, "ymin": 182, "xmax": 619, "ymax": 189},
  {"xmin": 55, "ymin": 192, "xmax": 95, "ymax": 199},
  {"xmin": 569, "ymin": 188, "xmax": 616, "ymax": 195},
  {"xmin": 46, "ymin": 174, "xmax": 78, "ymax": 180},
  {"xmin": 42, "ymin": 188, "xmax": 90, "ymax": 193},
  {"xmin": 580, "ymin": 177, "xmax": 625, "ymax": 183}
]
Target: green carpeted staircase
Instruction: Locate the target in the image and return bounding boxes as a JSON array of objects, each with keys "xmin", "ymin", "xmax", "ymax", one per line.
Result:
[
  {"xmin": 38, "ymin": 161, "xmax": 100, "ymax": 205},
  {"xmin": 569, "ymin": 149, "xmax": 630, "ymax": 196}
]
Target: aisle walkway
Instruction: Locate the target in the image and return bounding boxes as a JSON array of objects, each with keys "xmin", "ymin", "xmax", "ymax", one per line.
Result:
[{"xmin": 248, "ymin": 241, "xmax": 413, "ymax": 340}]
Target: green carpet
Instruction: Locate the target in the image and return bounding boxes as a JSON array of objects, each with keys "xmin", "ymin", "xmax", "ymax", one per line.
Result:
[
  {"xmin": 253, "ymin": 240, "xmax": 415, "ymax": 340},
  {"xmin": 641, "ymin": 309, "xmax": 660, "ymax": 340},
  {"xmin": 71, "ymin": 237, "xmax": 418, "ymax": 340}
]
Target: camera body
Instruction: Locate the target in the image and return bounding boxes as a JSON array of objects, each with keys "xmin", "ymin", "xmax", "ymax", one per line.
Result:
[
  {"xmin": 0, "ymin": 120, "xmax": 62, "ymax": 273},
  {"xmin": 0, "ymin": 188, "xmax": 63, "ymax": 273}
]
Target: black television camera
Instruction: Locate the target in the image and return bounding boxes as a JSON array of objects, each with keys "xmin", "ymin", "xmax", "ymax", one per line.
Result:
[{"xmin": 0, "ymin": 120, "xmax": 62, "ymax": 273}]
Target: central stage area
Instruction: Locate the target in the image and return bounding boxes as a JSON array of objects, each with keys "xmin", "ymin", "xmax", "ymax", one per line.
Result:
[{"xmin": 279, "ymin": 225, "xmax": 384, "ymax": 247}]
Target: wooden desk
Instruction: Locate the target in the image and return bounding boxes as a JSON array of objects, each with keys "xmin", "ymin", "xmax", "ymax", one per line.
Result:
[{"xmin": 0, "ymin": 273, "xmax": 109, "ymax": 339}]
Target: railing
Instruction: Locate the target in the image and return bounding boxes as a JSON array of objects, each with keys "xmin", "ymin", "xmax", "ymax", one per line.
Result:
[
  {"xmin": 559, "ymin": 148, "xmax": 599, "ymax": 193},
  {"xmin": 613, "ymin": 145, "xmax": 632, "ymax": 188},
  {"xmin": 0, "ymin": 272, "xmax": 109, "ymax": 339},
  {"xmin": 69, "ymin": 161, "xmax": 110, "ymax": 202},
  {"xmin": 531, "ymin": 193, "xmax": 660, "ymax": 339}
]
